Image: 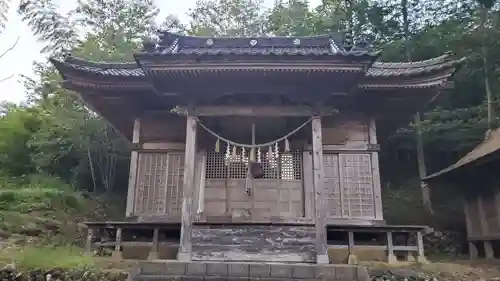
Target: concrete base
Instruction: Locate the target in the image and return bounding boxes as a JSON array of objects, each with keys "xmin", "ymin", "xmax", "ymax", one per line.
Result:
[{"xmin": 133, "ymin": 260, "xmax": 369, "ymax": 281}]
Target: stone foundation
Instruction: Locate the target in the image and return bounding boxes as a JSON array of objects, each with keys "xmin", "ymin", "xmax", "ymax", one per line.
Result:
[{"xmin": 132, "ymin": 260, "xmax": 369, "ymax": 281}]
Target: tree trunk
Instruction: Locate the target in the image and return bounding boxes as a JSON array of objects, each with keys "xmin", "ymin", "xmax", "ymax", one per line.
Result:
[
  {"xmin": 401, "ymin": 0, "xmax": 433, "ymax": 214},
  {"xmin": 480, "ymin": 5, "xmax": 494, "ymax": 131}
]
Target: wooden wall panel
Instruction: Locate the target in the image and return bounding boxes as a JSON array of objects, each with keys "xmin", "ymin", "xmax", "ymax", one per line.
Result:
[
  {"xmin": 322, "ymin": 117, "xmax": 369, "ymax": 146},
  {"xmin": 466, "ymin": 198, "xmax": 481, "ymax": 238},
  {"xmin": 139, "ymin": 115, "xmax": 186, "ymax": 143},
  {"xmin": 483, "ymin": 196, "xmax": 500, "ymax": 235},
  {"xmin": 191, "ymin": 225, "xmax": 315, "ymax": 262}
]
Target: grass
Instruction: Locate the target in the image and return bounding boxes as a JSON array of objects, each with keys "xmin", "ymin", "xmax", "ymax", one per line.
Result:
[
  {"xmin": 0, "ymin": 174, "xmax": 123, "ymax": 270},
  {"xmin": 0, "ymin": 245, "xmax": 95, "ymax": 269}
]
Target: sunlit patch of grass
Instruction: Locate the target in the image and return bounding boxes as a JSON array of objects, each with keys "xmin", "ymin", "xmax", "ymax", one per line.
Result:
[{"xmin": 0, "ymin": 245, "xmax": 95, "ymax": 269}]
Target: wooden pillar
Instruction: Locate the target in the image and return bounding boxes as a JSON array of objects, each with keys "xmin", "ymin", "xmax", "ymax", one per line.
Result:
[
  {"xmin": 469, "ymin": 242, "xmax": 479, "ymax": 260},
  {"xmin": 478, "ymin": 196, "xmax": 489, "ymax": 237},
  {"xmin": 347, "ymin": 231, "xmax": 358, "ymax": 264},
  {"xmin": 369, "ymin": 119, "xmax": 384, "ymax": 221},
  {"xmin": 125, "ymin": 119, "xmax": 141, "ymax": 217},
  {"xmin": 416, "ymin": 231, "xmax": 428, "ymax": 263},
  {"xmin": 148, "ymin": 228, "xmax": 160, "ymax": 260},
  {"xmin": 178, "ymin": 115, "xmax": 197, "ymax": 261},
  {"xmin": 484, "ymin": 241, "xmax": 495, "ymax": 259},
  {"xmin": 386, "ymin": 231, "xmax": 397, "ymax": 264},
  {"xmin": 112, "ymin": 228, "xmax": 123, "ymax": 260},
  {"xmin": 85, "ymin": 228, "xmax": 93, "ymax": 254},
  {"xmin": 312, "ymin": 116, "xmax": 328, "ymax": 264},
  {"xmin": 303, "ymin": 151, "xmax": 314, "ymax": 221}
]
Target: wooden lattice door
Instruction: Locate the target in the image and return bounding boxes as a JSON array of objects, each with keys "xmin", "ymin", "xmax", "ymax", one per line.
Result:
[
  {"xmin": 204, "ymin": 149, "xmax": 304, "ymax": 220},
  {"xmin": 134, "ymin": 152, "xmax": 184, "ymax": 216},
  {"xmin": 323, "ymin": 153, "xmax": 376, "ymax": 219}
]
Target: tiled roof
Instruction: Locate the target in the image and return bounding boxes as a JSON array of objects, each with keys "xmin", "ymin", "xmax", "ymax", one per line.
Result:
[
  {"xmin": 424, "ymin": 128, "xmax": 500, "ymax": 181},
  {"xmin": 138, "ymin": 32, "xmax": 376, "ymax": 57},
  {"xmin": 367, "ymin": 53, "xmax": 465, "ymax": 77},
  {"xmin": 51, "ymin": 52, "xmax": 463, "ymax": 79}
]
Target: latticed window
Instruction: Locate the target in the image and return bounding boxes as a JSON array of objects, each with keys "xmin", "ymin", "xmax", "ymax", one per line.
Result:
[
  {"xmin": 134, "ymin": 152, "xmax": 184, "ymax": 215},
  {"xmin": 322, "ymin": 153, "xmax": 375, "ymax": 219},
  {"xmin": 205, "ymin": 149, "xmax": 303, "ymax": 180}
]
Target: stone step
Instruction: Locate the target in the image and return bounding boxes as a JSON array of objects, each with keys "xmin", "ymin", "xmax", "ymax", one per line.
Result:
[{"xmin": 133, "ymin": 261, "xmax": 369, "ymax": 281}]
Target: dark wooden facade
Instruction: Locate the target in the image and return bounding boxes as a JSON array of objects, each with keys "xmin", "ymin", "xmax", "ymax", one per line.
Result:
[
  {"xmin": 52, "ymin": 31, "xmax": 462, "ymax": 264},
  {"xmin": 424, "ymin": 128, "xmax": 500, "ymax": 260}
]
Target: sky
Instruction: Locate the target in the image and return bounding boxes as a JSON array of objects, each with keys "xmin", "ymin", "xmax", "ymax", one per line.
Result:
[{"xmin": 0, "ymin": 0, "xmax": 322, "ymax": 104}]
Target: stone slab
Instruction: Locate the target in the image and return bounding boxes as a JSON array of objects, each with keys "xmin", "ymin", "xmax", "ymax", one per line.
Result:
[{"xmin": 136, "ymin": 261, "xmax": 369, "ymax": 281}]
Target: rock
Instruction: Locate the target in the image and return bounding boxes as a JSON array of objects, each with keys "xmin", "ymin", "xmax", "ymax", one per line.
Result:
[
  {"xmin": 0, "ymin": 229, "xmax": 11, "ymax": 239},
  {"xmin": 18, "ymin": 228, "xmax": 43, "ymax": 237}
]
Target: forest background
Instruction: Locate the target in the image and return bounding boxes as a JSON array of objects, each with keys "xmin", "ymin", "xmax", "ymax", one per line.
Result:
[{"xmin": 0, "ymin": 0, "xmax": 497, "ymax": 257}]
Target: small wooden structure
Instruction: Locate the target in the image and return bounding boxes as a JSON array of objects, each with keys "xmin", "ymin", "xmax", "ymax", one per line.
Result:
[
  {"xmin": 51, "ymin": 31, "xmax": 462, "ymax": 266},
  {"xmin": 424, "ymin": 128, "xmax": 500, "ymax": 260}
]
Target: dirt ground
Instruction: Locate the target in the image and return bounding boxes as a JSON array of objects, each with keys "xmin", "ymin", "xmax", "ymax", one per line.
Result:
[{"xmin": 365, "ymin": 260, "xmax": 500, "ymax": 281}]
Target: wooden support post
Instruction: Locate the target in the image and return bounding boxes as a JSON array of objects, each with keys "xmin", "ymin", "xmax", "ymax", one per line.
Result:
[
  {"xmin": 405, "ymin": 233, "xmax": 415, "ymax": 262},
  {"xmin": 112, "ymin": 228, "xmax": 123, "ymax": 260},
  {"xmin": 369, "ymin": 119, "xmax": 383, "ymax": 221},
  {"xmin": 347, "ymin": 231, "xmax": 358, "ymax": 265},
  {"xmin": 303, "ymin": 151, "xmax": 314, "ymax": 221},
  {"xmin": 416, "ymin": 231, "xmax": 428, "ymax": 263},
  {"xmin": 469, "ymin": 242, "xmax": 479, "ymax": 260},
  {"xmin": 196, "ymin": 153, "xmax": 207, "ymax": 221},
  {"xmin": 478, "ymin": 196, "xmax": 489, "ymax": 237},
  {"xmin": 178, "ymin": 115, "xmax": 197, "ymax": 261},
  {"xmin": 126, "ymin": 119, "xmax": 141, "ymax": 217},
  {"xmin": 312, "ymin": 116, "xmax": 328, "ymax": 264},
  {"xmin": 148, "ymin": 228, "xmax": 160, "ymax": 260},
  {"xmin": 484, "ymin": 241, "xmax": 495, "ymax": 259},
  {"xmin": 85, "ymin": 228, "xmax": 93, "ymax": 255},
  {"xmin": 386, "ymin": 231, "xmax": 397, "ymax": 264}
]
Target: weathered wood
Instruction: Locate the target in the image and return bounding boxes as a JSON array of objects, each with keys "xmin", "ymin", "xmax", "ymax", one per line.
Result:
[
  {"xmin": 174, "ymin": 105, "xmax": 338, "ymax": 117},
  {"xmin": 464, "ymin": 201, "xmax": 473, "ymax": 239},
  {"xmin": 196, "ymin": 153, "xmax": 206, "ymax": 221},
  {"xmin": 178, "ymin": 115, "xmax": 197, "ymax": 261},
  {"xmin": 140, "ymin": 142, "xmax": 185, "ymax": 150},
  {"xmin": 312, "ymin": 116, "xmax": 328, "ymax": 264},
  {"xmin": 303, "ymin": 151, "xmax": 314, "ymax": 221},
  {"xmin": 484, "ymin": 241, "xmax": 494, "ymax": 259},
  {"xmin": 386, "ymin": 231, "xmax": 396, "ymax": 264},
  {"xmin": 125, "ymin": 118, "xmax": 140, "ymax": 217},
  {"xmin": 148, "ymin": 228, "xmax": 159, "ymax": 260},
  {"xmin": 416, "ymin": 231, "xmax": 428, "ymax": 263},
  {"xmin": 86, "ymin": 228, "xmax": 93, "ymax": 254},
  {"xmin": 469, "ymin": 242, "xmax": 478, "ymax": 260},
  {"xmin": 369, "ymin": 119, "xmax": 384, "ymax": 221},
  {"xmin": 112, "ymin": 227, "xmax": 123, "ymax": 260},
  {"xmin": 191, "ymin": 225, "xmax": 316, "ymax": 262},
  {"xmin": 478, "ymin": 196, "xmax": 489, "ymax": 236}
]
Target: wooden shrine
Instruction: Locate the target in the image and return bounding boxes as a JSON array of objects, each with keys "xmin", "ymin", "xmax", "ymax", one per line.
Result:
[
  {"xmin": 424, "ymin": 128, "xmax": 500, "ymax": 260},
  {"xmin": 51, "ymin": 31, "xmax": 463, "ymax": 268}
]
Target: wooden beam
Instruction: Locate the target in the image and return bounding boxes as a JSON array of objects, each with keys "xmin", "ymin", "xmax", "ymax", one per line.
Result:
[
  {"xmin": 178, "ymin": 115, "xmax": 197, "ymax": 261},
  {"xmin": 125, "ymin": 119, "xmax": 140, "ymax": 217},
  {"xmin": 311, "ymin": 116, "xmax": 328, "ymax": 264},
  {"xmin": 172, "ymin": 105, "xmax": 338, "ymax": 117},
  {"xmin": 369, "ymin": 119, "xmax": 384, "ymax": 221}
]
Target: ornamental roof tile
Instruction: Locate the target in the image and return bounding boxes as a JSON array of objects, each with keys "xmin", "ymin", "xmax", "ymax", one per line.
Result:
[{"xmin": 51, "ymin": 52, "xmax": 463, "ymax": 79}]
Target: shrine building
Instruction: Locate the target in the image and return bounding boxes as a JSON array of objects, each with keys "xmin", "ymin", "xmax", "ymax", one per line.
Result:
[{"xmin": 50, "ymin": 31, "xmax": 463, "ymax": 280}]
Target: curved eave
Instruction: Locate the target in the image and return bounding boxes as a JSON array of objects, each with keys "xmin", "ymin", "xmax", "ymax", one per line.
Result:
[{"xmin": 49, "ymin": 55, "xmax": 465, "ymax": 90}]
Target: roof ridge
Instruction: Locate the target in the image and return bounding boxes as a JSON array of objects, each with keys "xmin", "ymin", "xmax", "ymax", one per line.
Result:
[
  {"xmin": 372, "ymin": 53, "xmax": 452, "ymax": 69},
  {"xmin": 63, "ymin": 55, "xmax": 139, "ymax": 69}
]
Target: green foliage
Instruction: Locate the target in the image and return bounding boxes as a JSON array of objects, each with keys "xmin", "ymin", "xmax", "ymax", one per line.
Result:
[{"xmin": 2, "ymin": 246, "xmax": 95, "ymax": 269}]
